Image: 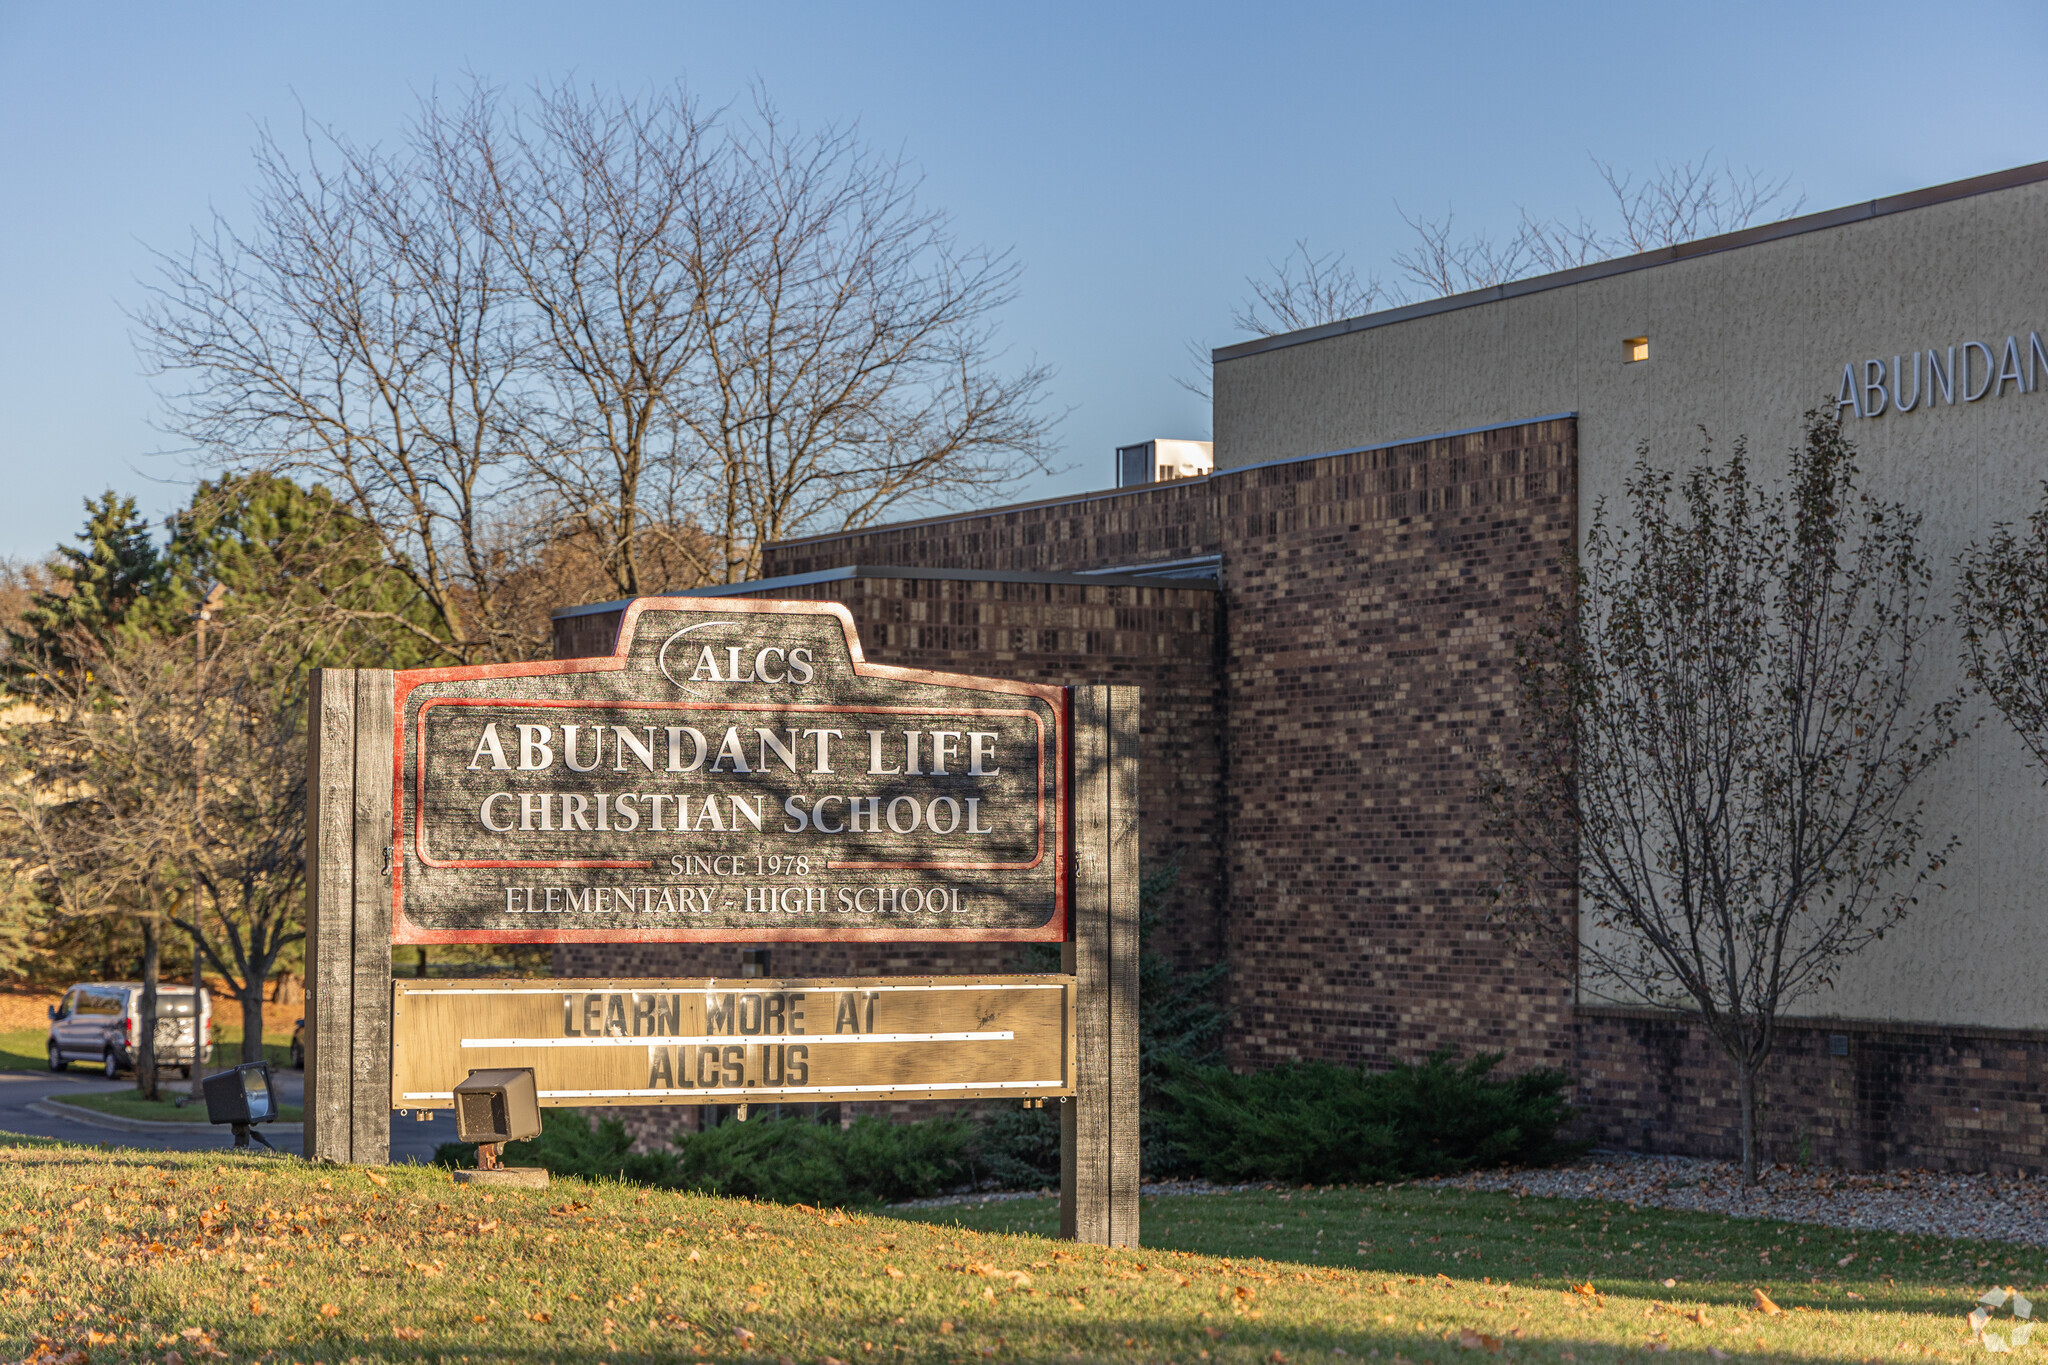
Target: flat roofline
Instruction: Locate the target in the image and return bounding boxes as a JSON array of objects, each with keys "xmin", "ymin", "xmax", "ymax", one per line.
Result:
[
  {"xmin": 550, "ymin": 564, "xmax": 1218, "ymax": 619},
  {"xmin": 766, "ymin": 411, "xmax": 1574, "ymax": 550},
  {"xmin": 1214, "ymin": 158, "xmax": 2048, "ymax": 363}
]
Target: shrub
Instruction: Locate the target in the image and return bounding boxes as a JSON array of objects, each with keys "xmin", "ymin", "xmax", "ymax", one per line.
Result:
[
  {"xmin": 433, "ymin": 1110, "xmax": 682, "ymax": 1185},
  {"xmin": 968, "ymin": 1104, "xmax": 1061, "ymax": 1190},
  {"xmin": 987, "ymin": 855, "xmax": 1232, "ymax": 1186},
  {"xmin": 1150, "ymin": 1050, "xmax": 1584, "ymax": 1185},
  {"xmin": 672, "ymin": 1113, "xmax": 971, "ymax": 1207},
  {"xmin": 439, "ymin": 1109, "xmax": 973, "ymax": 1207}
]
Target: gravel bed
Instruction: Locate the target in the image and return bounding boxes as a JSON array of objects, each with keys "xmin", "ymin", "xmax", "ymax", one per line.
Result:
[
  {"xmin": 1430, "ymin": 1149, "xmax": 2048, "ymax": 1250},
  {"xmin": 902, "ymin": 1152, "xmax": 2048, "ymax": 1252}
]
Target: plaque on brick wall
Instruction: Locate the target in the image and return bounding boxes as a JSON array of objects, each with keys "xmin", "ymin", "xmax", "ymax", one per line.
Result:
[
  {"xmin": 389, "ymin": 975, "xmax": 1076, "ymax": 1108},
  {"xmin": 391, "ymin": 598, "xmax": 1067, "ymax": 944}
]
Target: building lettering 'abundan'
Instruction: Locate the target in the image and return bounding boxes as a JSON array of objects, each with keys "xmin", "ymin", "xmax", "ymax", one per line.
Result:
[{"xmin": 556, "ymin": 160, "xmax": 2048, "ymax": 1173}]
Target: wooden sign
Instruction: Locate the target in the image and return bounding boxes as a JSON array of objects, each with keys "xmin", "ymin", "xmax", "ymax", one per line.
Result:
[
  {"xmin": 390, "ymin": 976, "xmax": 1076, "ymax": 1108},
  {"xmin": 390, "ymin": 599, "xmax": 1067, "ymax": 944}
]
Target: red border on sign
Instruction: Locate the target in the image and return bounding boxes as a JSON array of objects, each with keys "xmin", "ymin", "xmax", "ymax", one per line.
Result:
[{"xmin": 389, "ymin": 597, "xmax": 1069, "ymax": 946}]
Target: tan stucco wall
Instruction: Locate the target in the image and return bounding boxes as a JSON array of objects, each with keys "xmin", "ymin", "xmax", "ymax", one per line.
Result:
[{"xmin": 1213, "ymin": 177, "xmax": 2048, "ymax": 1031}]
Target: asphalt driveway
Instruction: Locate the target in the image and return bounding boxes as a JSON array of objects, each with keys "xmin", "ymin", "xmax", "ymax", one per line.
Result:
[{"xmin": 0, "ymin": 1065, "xmax": 460, "ymax": 1162}]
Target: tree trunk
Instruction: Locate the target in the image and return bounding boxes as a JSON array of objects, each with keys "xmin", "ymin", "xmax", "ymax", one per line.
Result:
[
  {"xmin": 270, "ymin": 971, "xmax": 302, "ymax": 1005},
  {"xmin": 240, "ymin": 983, "xmax": 265, "ymax": 1064},
  {"xmin": 136, "ymin": 916, "xmax": 160, "ymax": 1101},
  {"xmin": 1736, "ymin": 1063, "xmax": 1759, "ymax": 1185}
]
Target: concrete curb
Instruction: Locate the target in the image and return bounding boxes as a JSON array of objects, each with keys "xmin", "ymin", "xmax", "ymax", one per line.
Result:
[{"xmin": 27, "ymin": 1098, "xmax": 218, "ymax": 1135}]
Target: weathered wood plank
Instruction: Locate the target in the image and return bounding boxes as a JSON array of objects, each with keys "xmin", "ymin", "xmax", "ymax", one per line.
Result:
[
  {"xmin": 349, "ymin": 670, "xmax": 395, "ymax": 1164},
  {"xmin": 1061, "ymin": 686, "xmax": 1115, "ymax": 1244},
  {"xmin": 1105, "ymin": 685, "xmax": 1142, "ymax": 1248},
  {"xmin": 306, "ymin": 669, "xmax": 357, "ymax": 1162}
]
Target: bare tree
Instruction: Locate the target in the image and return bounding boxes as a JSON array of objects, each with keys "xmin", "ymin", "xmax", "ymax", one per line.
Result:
[
  {"xmin": 1958, "ymin": 486, "xmax": 2048, "ymax": 774},
  {"xmin": 1391, "ymin": 206, "xmax": 1543, "ymax": 299},
  {"xmin": 675, "ymin": 96, "xmax": 1058, "ymax": 583},
  {"xmin": 1179, "ymin": 241, "xmax": 1387, "ymax": 398},
  {"xmin": 138, "ymin": 79, "xmax": 1057, "ymax": 642},
  {"xmin": 1187, "ymin": 155, "xmax": 1802, "ymax": 397},
  {"xmin": 1594, "ymin": 155, "xmax": 1804, "ymax": 255},
  {"xmin": 1396, "ymin": 154, "xmax": 1805, "ymax": 298},
  {"xmin": 1486, "ymin": 411, "xmax": 1966, "ymax": 1182},
  {"xmin": 1, "ymin": 624, "xmax": 192, "ymax": 1097}
]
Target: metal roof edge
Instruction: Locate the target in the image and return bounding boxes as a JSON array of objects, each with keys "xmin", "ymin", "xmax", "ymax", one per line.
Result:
[
  {"xmin": 1221, "ymin": 412, "xmax": 1577, "ymax": 478},
  {"xmin": 1213, "ymin": 159, "xmax": 2048, "ymax": 363},
  {"xmin": 550, "ymin": 564, "xmax": 1220, "ymax": 618}
]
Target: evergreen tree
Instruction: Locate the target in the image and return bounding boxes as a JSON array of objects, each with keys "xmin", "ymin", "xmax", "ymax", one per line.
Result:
[{"xmin": 13, "ymin": 491, "xmax": 164, "ymax": 659}]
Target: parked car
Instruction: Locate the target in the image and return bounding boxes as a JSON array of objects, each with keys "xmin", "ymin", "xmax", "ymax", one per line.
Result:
[
  {"xmin": 289, "ymin": 1017, "xmax": 304, "ymax": 1070},
  {"xmin": 47, "ymin": 983, "xmax": 212, "ymax": 1079}
]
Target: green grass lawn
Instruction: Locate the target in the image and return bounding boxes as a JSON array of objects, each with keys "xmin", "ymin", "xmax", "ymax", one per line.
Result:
[
  {"xmin": 46, "ymin": 1091, "xmax": 304, "ymax": 1125},
  {"xmin": 0, "ymin": 1131, "xmax": 2033, "ymax": 1364}
]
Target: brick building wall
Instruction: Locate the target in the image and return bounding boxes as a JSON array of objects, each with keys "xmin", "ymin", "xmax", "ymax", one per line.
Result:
[
  {"xmin": 1209, "ymin": 419, "xmax": 1577, "ymax": 1074},
  {"xmin": 755, "ymin": 417, "xmax": 1582, "ymax": 1078},
  {"xmin": 1577, "ymin": 1009, "xmax": 2048, "ymax": 1175}
]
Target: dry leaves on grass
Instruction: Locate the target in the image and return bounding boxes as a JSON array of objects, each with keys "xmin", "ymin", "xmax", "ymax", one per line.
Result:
[
  {"xmin": 394, "ymin": 1327, "xmax": 425, "ymax": 1341},
  {"xmin": 1752, "ymin": 1288, "xmax": 1782, "ymax": 1315},
  {"xmin": 1457, "ymin": 1327, "xmax": 1502, "ymax": 1352}
]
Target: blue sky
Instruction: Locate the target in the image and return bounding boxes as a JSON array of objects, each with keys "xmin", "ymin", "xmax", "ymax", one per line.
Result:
[{"xmin": 3, "ymin": 2, "xmax": 2045, "ymax": 562}]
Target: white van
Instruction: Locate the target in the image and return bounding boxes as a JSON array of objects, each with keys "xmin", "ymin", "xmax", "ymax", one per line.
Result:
[{"xmin": 47, "ymin": 983, "xmax": 213, "ymax": 1079}]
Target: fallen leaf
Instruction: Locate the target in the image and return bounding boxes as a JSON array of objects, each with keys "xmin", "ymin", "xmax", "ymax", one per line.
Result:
[
  {"xmin": 1662, "ymin": 1278, "xmax": 1676, "ymax": 1287},
  {"xmin": 1572, "ymin": 1282, "xmax": 1597, "ymax": 1297},
  {"xmin": 529, "ymin": 1311, "xmax": 552, "ymax": 1323},
  {"xmin": 394, "ymin": 1327, "xmax": 425, "ymax": 1341},
  {"xmin": 884, "ymin": 1266, "xmax": 904, "ymax": 1279},
  {"xmin": 734, "ymin": 1326, "xmax": 756, "ymax": 1343},
  {"xmin": 319, "ymin": 1304, "xmax": 341, "ymax": 1318},
  {"xmin": 1685, "ymin": 1309, "xmax": 1711, "ymax": 1326},
  {"xmin": 940, "ymin": 1321, "xmax": 955, "ymax": 1334},
  {"xmin": 366, "ymin": 1172, "xmax": 389, "ymax": 1187},
  {"xmin": 181, "ymin": 1329, "xmax": 207, "ymax": 1342},
  {"xmin": 1752, "ymin": 1289, "xmax": 1781, "ymax": 1315},
  {"xmin": 1457, "ymin": 1327, "xmax": 1502, "ymax": 1352},
  {"xmin": 686, "ymin": 1248, "xmax": 702, "ymax": 1262},
  {"xmin": 1837, "ymin": 1253, "xmax": 1857, "ymax": 1267},
  {"xmin": 248, "ymin": 1295, "xmax": 265, "ymax": 1315}
]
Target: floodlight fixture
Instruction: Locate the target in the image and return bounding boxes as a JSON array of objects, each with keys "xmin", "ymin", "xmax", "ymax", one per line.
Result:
[
  {"xmin": 202, "ymin": 1060, "xmax": 279, "ymax": 1149},
  {"xmin": 451, "ymin": 1068, "xmax": 547, "ymax": 1187}
]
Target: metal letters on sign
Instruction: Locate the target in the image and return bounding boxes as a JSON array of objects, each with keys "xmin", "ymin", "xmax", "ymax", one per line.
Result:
[
  {"xmin": 389, "ymin": 977, "xmax": 1077, "ymax": 1108},
  {"xmin": 390, "ymin": 598, "xmax": 1068, "ymax": 944}
]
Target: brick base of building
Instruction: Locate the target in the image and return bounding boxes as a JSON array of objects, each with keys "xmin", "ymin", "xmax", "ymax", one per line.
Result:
[{"xmin": 1576, "ymin": 1006, "xmax": 2048, "ymax": 1174}]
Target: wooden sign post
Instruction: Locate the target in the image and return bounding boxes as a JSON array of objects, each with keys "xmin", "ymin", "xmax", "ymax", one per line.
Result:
[{"xmin": 305, "ymin": 599, "xmax": 1138, "ymax": 1245}]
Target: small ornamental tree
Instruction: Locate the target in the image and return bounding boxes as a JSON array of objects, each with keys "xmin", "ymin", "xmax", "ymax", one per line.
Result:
[
  {"xmin": 1958, "ymin": 486, "xmax": 2048, "ymax": 777},
  {"xmin": 1486, "ymin": 410, "xmax": 1967, "ymax": 1183}
]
